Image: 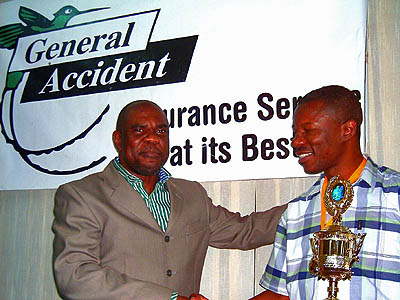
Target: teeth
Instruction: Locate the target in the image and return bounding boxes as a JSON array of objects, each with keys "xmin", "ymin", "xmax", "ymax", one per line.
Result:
[{"xmin": 298, "ymin": 153, "xmax": 312, "ymax": 158}]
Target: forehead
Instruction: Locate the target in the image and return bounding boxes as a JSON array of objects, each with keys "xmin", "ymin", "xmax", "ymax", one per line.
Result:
[
  {"xmin": 124, "ymin": 103, "xmax": 168, "ymax": 126},
  {"xmin": 294, "ymin": 100, "xmax": 324, "ymax": 118},
  {"xmin": 293, "ymin": 100, "xmax": 337, "ymax": 125}
]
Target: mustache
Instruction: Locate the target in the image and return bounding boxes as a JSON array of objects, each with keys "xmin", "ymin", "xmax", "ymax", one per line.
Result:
[{"xmin": 139, "ymin": 147, "xmax": 162, "ymax": 155}]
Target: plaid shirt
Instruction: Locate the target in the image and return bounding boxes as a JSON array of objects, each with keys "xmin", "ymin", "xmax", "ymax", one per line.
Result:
[{"xmin": 260, "ymin": 156, "xmax": 400, "ymax": 300}]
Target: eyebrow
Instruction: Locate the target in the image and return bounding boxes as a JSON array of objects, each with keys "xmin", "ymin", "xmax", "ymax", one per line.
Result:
[{"xmin": 130, "ymin": 123, "xmax": 169, "ymax": 128}]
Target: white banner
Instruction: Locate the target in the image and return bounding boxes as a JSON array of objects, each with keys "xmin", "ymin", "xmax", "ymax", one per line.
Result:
[{"xmin": 0, "ymin": 0, "xmax": 367, "ymax": 190}]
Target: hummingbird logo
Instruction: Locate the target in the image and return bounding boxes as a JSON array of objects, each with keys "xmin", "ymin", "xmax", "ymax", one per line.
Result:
[
  {"xmin": 0, "ymin": 5, "xmax": 197, "ymax": 179},
  {"xmin": 0, "ymin": 6, "xmax": 108, "ymax": 49},
  {"xmin": 0, "ymin": 6, "xmax": 110, "ymax": 175}
]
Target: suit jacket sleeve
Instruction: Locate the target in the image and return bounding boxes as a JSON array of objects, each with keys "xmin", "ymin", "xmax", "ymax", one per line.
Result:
[
  {"xmin": 52, "ymin": 183, "xmax": 173, "ymax": 300},
  {"xmin": 202, "ymin": 182, "xmax": 287, "ymax": 250}
]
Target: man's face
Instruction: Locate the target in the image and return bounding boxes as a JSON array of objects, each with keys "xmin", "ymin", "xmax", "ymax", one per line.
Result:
[
  {"xmin": 113, "ymin": 103, "xmax": 169, "ymax": 178},
  {"xmin": 291, "ymin": 100, "xmax": 345, "ymax": 175}
]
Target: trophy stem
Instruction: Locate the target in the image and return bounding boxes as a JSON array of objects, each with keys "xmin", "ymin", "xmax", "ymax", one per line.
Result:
[{"xmin": 325, "ymin": 278, "xmax": 339, "ymax": 300}]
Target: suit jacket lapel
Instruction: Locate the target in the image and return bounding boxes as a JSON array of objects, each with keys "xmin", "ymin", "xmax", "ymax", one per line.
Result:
[
  {"xmin": 166, "ymin": 179, "xmax": 184, "ymax": 233},
  {"xmin": 102, "ymin": 162, "xmax": 161, "ymax": 232}
]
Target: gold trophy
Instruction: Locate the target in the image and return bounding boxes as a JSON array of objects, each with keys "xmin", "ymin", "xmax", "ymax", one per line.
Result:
[{"xmin": 309, "ymin": 176, "xmax": 366, "ymax": 300}]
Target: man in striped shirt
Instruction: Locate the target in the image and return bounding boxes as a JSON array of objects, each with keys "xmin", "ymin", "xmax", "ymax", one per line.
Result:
[
  {"xmin": 251, "ymin": 85, "xmax": 400, "ymax": 299},
  {"xmin": 53, "ymin": 100, "xmax": 287, "ymax": 300}
]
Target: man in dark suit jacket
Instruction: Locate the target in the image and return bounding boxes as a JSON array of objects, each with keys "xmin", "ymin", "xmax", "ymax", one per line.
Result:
[{"xmin": 52, "ymin": 100, "xmax": 287, "ymax": 300}]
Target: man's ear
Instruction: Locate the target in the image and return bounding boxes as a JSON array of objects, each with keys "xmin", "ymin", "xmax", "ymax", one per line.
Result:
[
  {"xmin": 342, "ymin": 119, "xmax": 357, "ymax": 141},
  {"xmin": 112, "ymin": 130, "xmax": 121, "ymax": 153}
]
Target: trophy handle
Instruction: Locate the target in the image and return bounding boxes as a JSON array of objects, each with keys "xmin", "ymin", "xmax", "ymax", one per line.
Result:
[
  {"xmin": 354, "ymin": 233, "xmax": 366, "ymax": 256},
  {"xmin": 309, "ymin": 235, "xmax": 320, "ymax": 275},
  {"xmin": 310, "ymin": 235, "xmax": 319, "ymax": 256},
  {"xmin": 350, "ymin": 233, "xmax": 366, "ymax": 266}
]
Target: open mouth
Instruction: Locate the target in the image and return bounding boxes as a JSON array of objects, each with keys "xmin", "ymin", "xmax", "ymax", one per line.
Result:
[{"xmin": 296, "ymin": 152, "xmax": 313, "ymax": 164}]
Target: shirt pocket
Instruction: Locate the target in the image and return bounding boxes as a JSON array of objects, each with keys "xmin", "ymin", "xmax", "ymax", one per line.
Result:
[{"xmin": 353, "ymin": 217, "xmax": 400, "ymax": 273}]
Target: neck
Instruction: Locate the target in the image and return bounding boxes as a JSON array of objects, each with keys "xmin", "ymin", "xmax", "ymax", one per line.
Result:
[
  {"xmin": 118, "ymin": 159, "xmax": 160, "ymax": 194},
  {"xmin": 325, "ymin": 152, "xmax": 364, "ymax": 181},
  {"xmin": 135, "ymin": 173, "xmax": 159, "ymax": 195}
]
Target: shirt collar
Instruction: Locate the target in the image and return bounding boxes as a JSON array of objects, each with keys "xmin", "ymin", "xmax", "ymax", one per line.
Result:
[
  {"xmin": 113, "ymin": 157, "xmax": 171, "ymax": 185},
  {"xmin": 318, "ymin": 155, "xmax": 375, "ymax": 190},
  {"xmin": 356, "ymin": 154, "xmax": 376, "ymax": 188}
]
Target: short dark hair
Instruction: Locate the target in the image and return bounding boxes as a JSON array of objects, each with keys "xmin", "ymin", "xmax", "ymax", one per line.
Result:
[
  {"xmin": 116, "ymin": 100, "xmax": 163, "ymax": 132},
  {"xmin": 296, "ymin": 85, "xmax": 363, "ymax": 134}
]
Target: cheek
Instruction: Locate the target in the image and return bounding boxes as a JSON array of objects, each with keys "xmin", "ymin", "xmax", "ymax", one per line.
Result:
[
  {"xmin": 323, "ymin": 135, "xmax": 342, "ymax": 152},
  {"xmin": 160, "ymin": 138, "xmax": 169, "ymax": 149},
  {"xmin": 309, "ymin": 132, "xmax": 331, "ymax": 147},
  {"xmin": 315, "ymin": 142, "xmax": 340, "ymax": 163},
  {"xmin": 162, "ymin": 144, "xmax": 170, "ymax": 158},
  {"xmin": 306, "ymin": 136, "xmax": 323, "ymax": 148},
  {"xmin": 308, "ymin": 138, "xmax": 331, "ymax": 157},
  {"xmin": 124, "ymin": 141, "xmax": 140, "ymax": 157}
]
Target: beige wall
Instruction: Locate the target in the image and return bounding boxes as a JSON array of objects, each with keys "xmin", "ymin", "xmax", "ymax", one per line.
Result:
[{"xmin": 0, "ymin": 1, "xmax": 399, "ymax": 299}]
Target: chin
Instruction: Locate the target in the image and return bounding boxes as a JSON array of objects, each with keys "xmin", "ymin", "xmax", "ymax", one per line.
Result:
[
  {"xmin": 302, "ymin": 167, "xmax": 320, "ymax": 175},
  {"xmin": 138, "ymin": 165, "xmax": 162, "ymax": 176}
]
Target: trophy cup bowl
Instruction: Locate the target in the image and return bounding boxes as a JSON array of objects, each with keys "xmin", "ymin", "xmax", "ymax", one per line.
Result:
[{"xmin": 309, "ymin": 176, "xmax": 366, "ymax": 300}]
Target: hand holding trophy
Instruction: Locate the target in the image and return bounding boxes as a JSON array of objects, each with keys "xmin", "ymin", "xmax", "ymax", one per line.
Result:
[{"xmin": 309, "ymin": 176, "xmax": 366, "ymax": 300}]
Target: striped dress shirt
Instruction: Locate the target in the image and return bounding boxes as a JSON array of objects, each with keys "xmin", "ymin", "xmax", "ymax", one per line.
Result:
[{"xmin": 113, "ymin": 157, "xmax": 171, "ymax": 232}]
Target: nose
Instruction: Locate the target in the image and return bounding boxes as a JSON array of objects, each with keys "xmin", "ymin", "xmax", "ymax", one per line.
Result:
[
  {"xmin": 291, "ymin": 133, "xmax": 304, "ymax": 149},
  {"xmin": 144, "ymin": 131, "xmax": 161, "ymax": 143}
]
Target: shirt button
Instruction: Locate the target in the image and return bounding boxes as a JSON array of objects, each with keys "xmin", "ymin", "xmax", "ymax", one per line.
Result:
[
  {"xmin": 167, "ymin": 269, "xmax": 172, "ymax": 276},
  {"xmin": 164, "ymin": 235, "xmax": 170, "ymax": 242}
]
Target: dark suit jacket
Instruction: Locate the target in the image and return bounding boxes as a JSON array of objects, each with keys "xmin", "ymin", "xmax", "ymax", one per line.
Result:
[{"xmin": 52, "ymin": 161, "xmax": 286, "ymax": 300}]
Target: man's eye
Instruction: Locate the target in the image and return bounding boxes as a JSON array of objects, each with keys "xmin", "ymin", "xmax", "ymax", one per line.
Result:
[
  {"xmin": 134, "ymin": 128, "xmax": 143, "ymax": 132},
  {"xmin": 157, "ymin": 129, "xmax": 167, "ymax": 134},
  {"xmin": 304, "ymin": 129, "xmax": 316, "ymax": 134}
]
